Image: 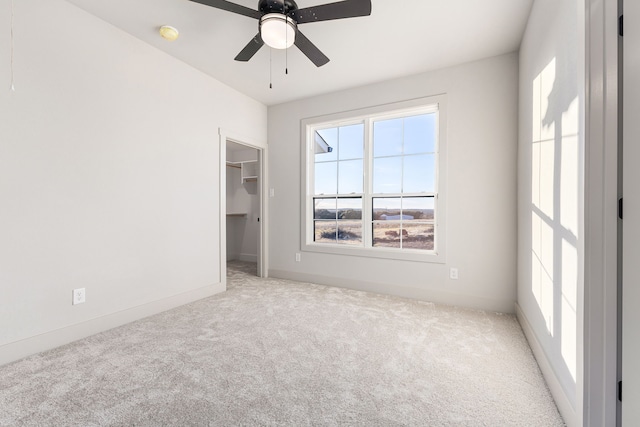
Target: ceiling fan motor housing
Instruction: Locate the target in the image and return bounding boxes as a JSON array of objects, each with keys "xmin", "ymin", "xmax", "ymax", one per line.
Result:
[{"xmin": 258, "ymin": 0, "xmax": 299, "ymax": 15}]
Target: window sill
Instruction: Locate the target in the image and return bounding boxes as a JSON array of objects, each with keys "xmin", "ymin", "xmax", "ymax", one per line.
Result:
[{"xmin": 302, "ymin": 242, "xmax": 446, "ymax": 264}]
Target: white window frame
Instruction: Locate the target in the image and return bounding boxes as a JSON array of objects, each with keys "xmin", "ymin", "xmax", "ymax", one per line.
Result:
[{"xmin": 300, "ymin": 95, "xmax": 447, "ymax": 263}]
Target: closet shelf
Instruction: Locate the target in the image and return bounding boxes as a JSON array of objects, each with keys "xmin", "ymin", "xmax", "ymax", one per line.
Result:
[
  {"xmin": 226, "ymin": 213, "xmax": 248, "ymax": 218},
  {"xmin": 226, "ymin": 160, "xmax": 258, "ymax": 183}
]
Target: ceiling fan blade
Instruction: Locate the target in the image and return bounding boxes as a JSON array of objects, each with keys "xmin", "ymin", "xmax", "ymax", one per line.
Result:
[
  {"xmin": 235, "ymin": 34, "xmax": 265, "ymax": 61},
  {"xmin": 187, "ymin": 0, "xmax": 263, "ymax": 19},
  {"xmin": 294, "ymin": 30, "xmax": 330, "ymax": 67},
  {"xmin": 290, "ymin": 0, "xmax": 371, "ymax": 24}
]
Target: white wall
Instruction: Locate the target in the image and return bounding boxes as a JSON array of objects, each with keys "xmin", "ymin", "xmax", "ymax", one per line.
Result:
[
  {"xmin": 268, "ymin": 53, "xmax": 519, "ymax": 313},
  {"xmin": 517, "ymin": 0, "xmax": 584, "ymax": 424},
  {"xmin": 226, "ymin": 149, "xmax": 260, "ymax": 262},
  {"xmin": 0, "ymin": 0, "xmax": 266, "ymax": 365}
]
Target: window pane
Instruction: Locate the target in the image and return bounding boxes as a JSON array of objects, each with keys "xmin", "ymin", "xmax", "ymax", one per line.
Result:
[
  {"xmin": 401, "ymin": 223, "xmax": 434, "ymax": 250},
  {"xmin": 373, "ymin": 197, "xmax": 402, "ymax": 220},
  {"xmin": 338, "ymin": 124, "xmax": 364, "ymax": 160},
  {"xmin": 337, "ymin": 198, "xmax": 362, "ymax": 219},
  {"xmin": 315, "ymin": 161, "xmax": 337, "ymax": 195},
  {"xmin": 402, "ymin": 197, "xmax": 435, "ymax": 220},
  {"xmin": 338, "ymin": 220, "xmax": 362, "ymax": 245},
  {"xmin": 404, "ymin": 114, "xmax": 436, "ymax": 155},
  {"xmin": 338, "ymin": 160, "xmax": 363, "ymax": 194},
  {"xmin": 403, "ymin": 154, "xmax": 435, "ymax": 193},
  {"xmin": 372, "ymin": 222, "xmax": 401, "ymax": 248},
  {"xmin": 314, "ymin": 198, "xmax": 337, "ymax": 220},
  {"xmin": 373, "ymin": 118, "xmax": 403, "ymax": 157},
  {"xmin": 315, "ymin": 128, "xmax": 338, "ymax": 162},
  {"xmin": 373, "ymin": 157, "xmax": 402, "ymax": 194},
  {"xmin": 314, "ymin": 221, "xmax": 337, "ymax": 243}
]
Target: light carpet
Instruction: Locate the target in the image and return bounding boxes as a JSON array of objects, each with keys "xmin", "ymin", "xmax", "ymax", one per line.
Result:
[{"xmin": 0, "ymin": 261, "xmax": 564, "ymax": 426}]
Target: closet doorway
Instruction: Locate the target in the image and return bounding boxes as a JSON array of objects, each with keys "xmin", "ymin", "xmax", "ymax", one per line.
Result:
[{"xmin": 225, "ymin": 140, "xmax": 263, "ymax": 278}]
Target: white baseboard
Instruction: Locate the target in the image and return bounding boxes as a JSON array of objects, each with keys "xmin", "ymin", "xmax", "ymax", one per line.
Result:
[
  {"xmin": 515, "ymin": 303, "xmax": 577, "ymax": 426},
  {"xmin": 269, "ymin": 269, "xmax": 515, "ymax": 314},
  {"xmin": 238, "ymin": 253, "xmax": 258, "ymax": 263},
  {"xmin": 0, "ymin": 283, "xmax": 225, "ymax": 367}
]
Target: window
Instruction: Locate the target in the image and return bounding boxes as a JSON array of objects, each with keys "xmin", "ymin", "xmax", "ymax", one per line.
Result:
[
  {"xmin": 313, "ymin": 123, "xmax": 365, "ymax": 246},
  {"xmin": 302, "ymin": 96, "xmax": 447, "ymax": 262}
]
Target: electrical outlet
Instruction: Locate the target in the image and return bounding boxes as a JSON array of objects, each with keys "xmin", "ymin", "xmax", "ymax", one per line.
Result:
[
  {"xmin": 449, "ymin": 268, "xmax": 459, "ymax": 280},
  {"xmin": 295, "ymin": 253, "xmax": 301, "ymax": 262},
  {"xmin": 269, "ymin": 188, "xmax": 275, "ymax": 197},
  {"xmin": 72, "ymin": 288, "xmax": 86, "ymax": 305}
]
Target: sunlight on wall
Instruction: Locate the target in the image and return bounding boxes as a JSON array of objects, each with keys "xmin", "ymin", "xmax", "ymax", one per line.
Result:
[
  {"xmin": 561, "ymin": 98, "xmax": 580, "ymax": 235},
  {"xmin": 560, "ymin": 97, "xmax": 579, "ymax": 382},
  {"xmin": 562, "ymin": 239, "xmax": 578, "ymax": 381},
  {"xmin": 530, "ymin": 58, "xmax": 579, "ymax": 382},
  {"xmin": 531, "ymin": 58, "xmax": 557, "ymax": 335},
  {"xmin": 531, "ymin": 212, "xmax": 555, "ymax": 334}
]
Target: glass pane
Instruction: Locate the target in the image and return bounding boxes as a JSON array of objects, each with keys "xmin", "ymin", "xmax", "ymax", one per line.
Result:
[
  {"xmin": 338, "ymin": 124, "xmax": 364, "ymax": 160},
  {"xmin": 373, "ymin": 197, "xmax": 402, "ymax": 220},
  {"xmin": 337, "ymin": 198, "xmax": 362, "ymax": 220},
  {"xmin": 401, "ymin": 223, "xmax": 434, "ymax": 250},
  {"xmin": 314, "ymin": 198, "xmax": 336, "ymax": 220},
  {"xmin": 373, "ymin": 118, "xmax": 403, "ymax": 158},
  {"xmin": 315, "ymin": 128, "xmax": 338, "ymax": 162},
  {"xmin": 373, "ymin": 157, "xmax": 402, "ymax": 194},
  {"xmin": 337, "ymin": 220, "xmax": 362, "ymax": 245},
  {"xmin": 404, "ymin": 114, "xmax": 436, "ymax": 155},
  {"xmin": 314, "ymin": 221, "xmax": 337, "ymax": 243},
  {"xmin": 403, "ymin": 154, "xmax": 435, "ymax": 193},
  {"xmin": 338, "ymin": 160, "xmax": 363, "ymax": 194},
  {"xmin": 372, "ymin": 222, "xmax": 401, "ymax": 248},
  {"xmin": 314, "ymin": 161, "xmax": 337, "ymax": 195},
  {"xmin": 402, "ymin": 197, "xmax": 435, "ymax": 220}
]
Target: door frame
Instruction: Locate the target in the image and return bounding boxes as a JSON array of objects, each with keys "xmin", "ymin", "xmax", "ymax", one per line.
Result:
[
  {"xmin": 219, "ymin": 128, "xmax": 269, "ymax": 286},
  {"xmin": 584, "ymin": 0, "xmax": 619, "ymax": 424},
  {"xmin": 621, "ymin": 0, "xmax": 640, "ymax": 424}
]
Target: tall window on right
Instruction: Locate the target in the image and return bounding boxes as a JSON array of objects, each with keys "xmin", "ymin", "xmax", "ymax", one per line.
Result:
[{"xmin": 371, "ymin": 112, "xmax": 437, "ymax": 251}]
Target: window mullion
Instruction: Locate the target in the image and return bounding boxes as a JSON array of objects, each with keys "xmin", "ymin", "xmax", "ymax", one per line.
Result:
[
  {"xmin": 335, "ymin": 130, "xmax": 340, "ymax": 242},
  {"xmin": 363, "ymin": 118, "xmax": 373, "ymax": 249},
  {"xmin": 400, "ymin": 118, "xmax": 405, "ymax": 249}
]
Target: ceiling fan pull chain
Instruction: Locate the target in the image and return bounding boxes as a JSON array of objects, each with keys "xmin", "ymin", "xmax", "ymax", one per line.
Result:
[
  {"xmin": 269, "ymin": 47, "xmax": 273, "ymax": 89},
  {"xmin": 285, "ymin": 9, "xmax": 288, "ymax": 75}
]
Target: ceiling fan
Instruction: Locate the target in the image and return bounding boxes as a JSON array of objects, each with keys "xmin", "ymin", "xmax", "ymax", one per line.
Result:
[{"xmin": 187, "ymin": 0, "xmax": 372, "ymax": 67}]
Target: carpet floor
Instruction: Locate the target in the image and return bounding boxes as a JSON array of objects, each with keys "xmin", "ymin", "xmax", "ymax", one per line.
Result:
[{"xmin": 0, "ymin": 261, "xmax": 564, "ymax": 426}]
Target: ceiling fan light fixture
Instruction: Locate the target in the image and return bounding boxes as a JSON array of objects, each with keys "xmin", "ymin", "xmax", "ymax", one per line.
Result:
[
  {"xmin": 260, "ymin": 14, "xmax": 296, "ymax": 49},
  {"xmin": 159, "ymin": 25, "xmax": 179, "ymax": 41}
]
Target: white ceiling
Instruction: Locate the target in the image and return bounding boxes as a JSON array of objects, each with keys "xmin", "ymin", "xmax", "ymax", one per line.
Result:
[{"xmin": 65, "ymin": 0, "xmax": 533, "ymax": 106}]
